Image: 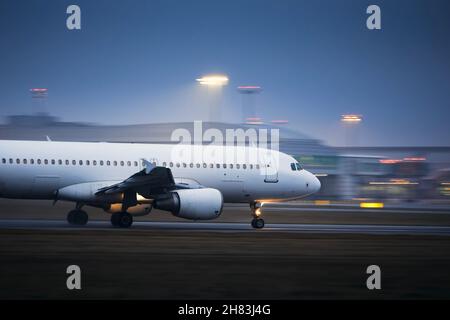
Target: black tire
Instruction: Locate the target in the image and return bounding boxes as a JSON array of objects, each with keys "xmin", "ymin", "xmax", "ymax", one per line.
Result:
[
  {"xmin": 118, "ymin": 212, "xmax": 133, "ymax": 228},
  {"xmin": 74, "ymin": 210, "xmax": 88, "ymax": 225},
  {"xmin": 110, "ymin": 213, "xmax": 120, "ymax": 227},
  {"xmin": 252, "ymin": 218, "xmax": 265, "ymax": 229},
  {"xmin": 68, "ymin": 210, "xmax": 88, "ymax": 226},
  {"xmin": 67, "ymin": 210, "xmax": 77, "ymax": 225}
]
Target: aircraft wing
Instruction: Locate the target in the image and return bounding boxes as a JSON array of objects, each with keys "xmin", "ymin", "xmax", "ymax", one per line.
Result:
[{"xmin": 95, "ymin": 160, "xmax": 197, "ymax": 199}]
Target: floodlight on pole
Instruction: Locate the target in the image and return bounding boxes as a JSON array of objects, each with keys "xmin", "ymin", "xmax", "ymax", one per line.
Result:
[
  {"xmin": 196, "ymin": 75, "xmax": 229, "ymax": 86},
  {"xmin": 341, "ymin": 114, "xmax": 362, "ymax": 123},
  {"xmin": 341, "ymin": 114, "xmax": 363, "ymax": 146}
]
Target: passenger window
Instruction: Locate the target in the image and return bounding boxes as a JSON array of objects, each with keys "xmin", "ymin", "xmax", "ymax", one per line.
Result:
[
  {"xmin": 196, "ymin": 163, "xmax": 200, "ymax": 168},
  {"xmin": 16, "ymin": 159, "xmax": 20, "ymax": 164},
  {"xmin": 30, "ymin": 159, "xmax": 35, "ymax": 165},
  {"xmin": 190, "ymin": 163, "xmax": 193, "ymax": 168},
  {"xmin": 2, "ymin": 158, "xmax": 5, "ymax": 164},
  {"xmin": 169, "ymin": 162, "xmax": 173, "ymax": 167},
  {"xmin": 58, "ymin": 160, "xmax": 63, "ymax": 165},
  {"xmin": 72, "ymin": 160, "xmax": 76, "ymax": 165},
  {"xmin": 120, "ymin": 161, "xmax": 124, "ymax": 166},
  {"xmin": 37, "ymin": 159, "xmax": 41, "ymax": 165},
  {"xmin": 236, "ymin": 164, "xmax": 240, "ymax": 169},
  {"xmin": 229, "ymin": 164, "xmax": 233, "ymax": 169},
  {"xmin": 23, "ymin": 159, "xmax": 27, "ymax": 164},
  {"xmin": 183, "ymin": 163, "xmax": 187, "ymax": 168},
  {"xmin": 51, "ymin": 159, "xmax": 55, "ymax": 165},
  {"xmin": 113, "ymin": 161, "xmax": 117, "ymax": 166},
  {"xmin": 44, "ymin": 159, "xmax": 48, "ymax": 165},
  {"xmin": 223, "ymin": 164, "xmax": 227, "ymax": 169},
  {"xmin": 86, "ymin": 160, "xmax": 90, "ymax": 166},
  {"xmin": 216, "ymin": 164, "xmax": 220, "ymax": 168},
  {"xmin": 106, "ymin": 161, "xmax": 110, "ymax": 166},
  {"xmin": 93, "ymin": 160, "xmax": 97, "ymax": 166},
  {"xmin": 79, "ymin": 160, "xmax": 83, "ymax": 165},
  {"xmin": 176, "ymin": 163, "xmax": 180, "ymax": 168},
  {"xmin": 243, "ymin": 164, "xmax": 247, "ymax": 169},
  {"xmin": 162, "ymin": 162, "xmax": 167, "ymax": 167},
  {"xmin": 126, "ymin": 161, "xmax": 130, "ymax": 166},
  {"xmin": 134, "ymin": 161, "xmax": 138, "ymax": 167},
  {"xmin": 203, "ymin": 163, "xmax": 207, "ymax": 168},
  {"xmin": 256, "ymin": 164, "xmax": 260, "ymax": 170}
]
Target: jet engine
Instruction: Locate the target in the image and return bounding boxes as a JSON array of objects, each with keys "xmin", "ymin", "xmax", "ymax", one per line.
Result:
[
  {"xmin": 105, "ymin": 203, "xmax": 153, "ymax": 216},
  {"xmin": 57, "ymin": 181, "xmax": 122, "ymax": 203},
  {"xmin": 154, "ymin": 188, "xmax": 223, "ymax": 220}
]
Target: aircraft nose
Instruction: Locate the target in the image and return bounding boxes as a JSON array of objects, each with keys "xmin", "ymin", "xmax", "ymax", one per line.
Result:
[
  {"xmin": 304, "ymin": 170, "xmax": 321, "ymax": 194},
  {"xmin": 311, "ymin": 174, "xmax": 321, "ymax": 193}
]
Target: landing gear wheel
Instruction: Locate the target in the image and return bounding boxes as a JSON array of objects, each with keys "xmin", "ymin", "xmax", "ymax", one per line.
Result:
[
  {"xmin": 117, "ymin": 212, "xmax": 133, "ymax": 228},
  {"xmin": 251, "ymin": 218, "xmax": 265, "ymax": 229},
  {"xmin": 110, "ymin": 213, "xmax": 120, "ymax": 227},
  {"xmin": 67, "ymin": 210, "xmax": 88, "ymax": 226}
]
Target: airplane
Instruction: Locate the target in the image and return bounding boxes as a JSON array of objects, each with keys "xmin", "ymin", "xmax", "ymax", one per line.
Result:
[{"xmin": 0, "ymin": 140, "xmax": 321, "ymax": 229}]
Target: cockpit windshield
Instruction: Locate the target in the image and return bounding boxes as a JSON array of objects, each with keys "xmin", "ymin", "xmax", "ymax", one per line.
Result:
[{"xmin": 290, "ymin": 162, "xmax": 303, "ymax": 171}]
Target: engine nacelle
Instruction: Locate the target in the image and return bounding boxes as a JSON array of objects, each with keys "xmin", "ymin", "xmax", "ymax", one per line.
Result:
[
  {"xmin": 154, "ymin": 188, "xmax": 223, "ymax": 220},
  {"xmin": 57, "ymin": 181, "xmax": 122, "ymax": 203}
]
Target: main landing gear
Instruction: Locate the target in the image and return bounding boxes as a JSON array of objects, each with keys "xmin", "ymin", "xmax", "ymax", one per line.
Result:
[
  {"xmin": 67, "ymin": 205, "xmax": 88, "ymax": 226},
  {"xmin": 110, "ymin": 212, "xmax": 133, "ymax": 228},
  {"xmin": 250, "ymin": 202, "xmax": 265, "ymax": 229}
]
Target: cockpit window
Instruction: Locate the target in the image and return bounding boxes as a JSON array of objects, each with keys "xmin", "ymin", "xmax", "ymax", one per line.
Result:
[
  {"xmin": 291, "ymin": 163, "xmax": 296, "ymax": 171},
  {"xmin": 295, "ymin": 163, "xmax": 303, "ymax": 171}
]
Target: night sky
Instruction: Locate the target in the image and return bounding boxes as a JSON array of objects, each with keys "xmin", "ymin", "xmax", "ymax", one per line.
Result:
[{"xmin": 1, "ymin": 0, "xmax": 450, "ymax": 146}]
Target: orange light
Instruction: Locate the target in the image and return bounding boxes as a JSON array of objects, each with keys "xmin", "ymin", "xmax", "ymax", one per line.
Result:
[
  {"xmin": 369, "ymin": 179, "xmax": 418, "ymax": 185},
  {"xmin": 379, "ymin": 159, "xmax": 403, "ymax": 164},
  {"xmin": 315, "ymin": 200, "xmax": 330, "ymax": 205}
]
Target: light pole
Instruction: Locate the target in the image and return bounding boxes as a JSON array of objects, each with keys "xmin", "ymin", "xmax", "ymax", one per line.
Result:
[
  {"xmin": 341, "ymin": 114, "xmax": 363, "ymax": 146},
  {"xmin": 196, "ymin": 75, "xmax": 229, "ymax": 122}
]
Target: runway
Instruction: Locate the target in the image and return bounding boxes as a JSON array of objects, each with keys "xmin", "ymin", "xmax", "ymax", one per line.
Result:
[{"xmin": 1, "ymin": 219, "xmax": 450, "ymax": 235}]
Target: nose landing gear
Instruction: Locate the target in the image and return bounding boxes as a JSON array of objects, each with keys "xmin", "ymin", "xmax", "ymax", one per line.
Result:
[
  {"xmin": 67, "ymin": 205, "xmax": 88, "ymax": 226},
  {"xmin": 250, "ymin": 202, "xmax": 265, "ymax": 229}
]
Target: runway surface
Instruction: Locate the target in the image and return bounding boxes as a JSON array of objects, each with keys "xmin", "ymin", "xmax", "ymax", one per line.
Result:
[{"xmin": 1, "ymin": 219, "xmax": 450, "ymax": 235}]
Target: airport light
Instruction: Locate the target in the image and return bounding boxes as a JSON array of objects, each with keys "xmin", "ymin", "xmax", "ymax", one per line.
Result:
[
  {"xmin": 271, "ymin": 120, "xmax": 289, "ymax": 125},
  {"xmin": 314, "ymin": 200, "xmax": 330, "ymax": 206},
  {"xmin": 196, "ymin": 75, "xmax": 229, "ymax": 86},
  {"xmin": 245, "ymin": 117, "xmax": 264, "ymax": 125},
  {"xmin": 360, "ymin": 202, "xmax": 384, "ymax": 209},
  {"xmin": 341, "ymin": 114, "xmax": 362, "ymax": 123}
]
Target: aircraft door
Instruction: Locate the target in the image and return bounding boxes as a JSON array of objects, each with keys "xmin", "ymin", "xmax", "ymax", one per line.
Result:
[{"xmin": 263, "ymin": 152, "xmax": 279, "ymax": 183}]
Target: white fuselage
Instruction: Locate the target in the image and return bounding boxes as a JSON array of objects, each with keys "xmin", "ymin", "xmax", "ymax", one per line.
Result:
[{"xmin": 0, "ymin": 140, "xmax": 320, "ymax": 204}]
